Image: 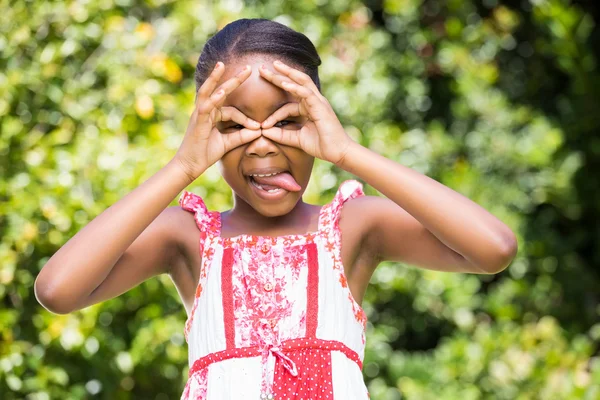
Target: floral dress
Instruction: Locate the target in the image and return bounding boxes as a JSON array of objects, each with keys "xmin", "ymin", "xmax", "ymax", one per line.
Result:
[{"xmin": 178, "ymin": 180, "xmax": 370, "ymax": 399}]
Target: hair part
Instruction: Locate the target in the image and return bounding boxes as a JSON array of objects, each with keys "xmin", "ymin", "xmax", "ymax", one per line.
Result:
[{"xmin": 195, "ymin": 18, "xmax": 322, "ymax": 92}]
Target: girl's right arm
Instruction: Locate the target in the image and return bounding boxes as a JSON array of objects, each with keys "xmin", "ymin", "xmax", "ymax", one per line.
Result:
[
  {"xmin": 34, "ymin": 61, "xmax": 261, "ymax": 314},
  {"xmin": 34, "ymin": 161, "xmax": 196, "ymax": 314}
]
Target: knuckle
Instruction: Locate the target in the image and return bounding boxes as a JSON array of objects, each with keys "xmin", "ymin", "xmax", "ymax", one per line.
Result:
[
  {"xmin": 231, "ymin": 108, "xmax": 243, "ymax": 119},
  {"xmin": 197, "ymin": 87, "xmax": 209, "ymax": 98},
  {"xmin": 197, "ymin": 103, "xmax": 211, "ymax": 114},
  {"xmin": 298, "ymin": 73, "xmax": 310, "ymax": 82},
  {"xmin": 209, "ymin": 92, "xmax": 222, "ymax": 102},
  {"xmin": 202, "ymin": 102, "xmax": 214, "ymax": 113},
  {"xmin": 213, "ymin": 83, "xmax": 225, "ymax": 93}
]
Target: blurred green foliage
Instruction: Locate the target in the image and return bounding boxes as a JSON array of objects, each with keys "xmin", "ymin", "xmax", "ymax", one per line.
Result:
[{"xmin": 1, "ymin": 0, "xmax": 600, "ymax": 399}]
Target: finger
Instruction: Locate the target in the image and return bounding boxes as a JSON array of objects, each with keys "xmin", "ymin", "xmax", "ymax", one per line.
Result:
[
  {"xmin": 258, "ymin": 64, "xmax": 297, "ymax": 90},
  {"xmin": 261, "ymin": 102, "xmax": 303, "ymax": 129},
  {"xmin": 196, "ymin": 62, "xmax": 225, "ymax": 104},
  {"xmin": 279, "ymin": 81, "xmax": 323, "ymax": 115},
  {"xmin": 218, "ymin": 106, "xmax": 261, "ymax": 129},
  {"xmin": 196, "ymin": 88, "xmax": 227, "ymax": 120},
  {"xmin": 198, "ymin": 64, "xmax": 252, "ymax": 117},
  {"xmin": 272, "ymin": 60, "xmax": 321, "ymax": 95},
  {"xmin": 261, "ymin": 127, "xmax": 302, "ymax": 149},
  {"xmin": 211, "ymin": 64, "xmax": 252, "ymax": 107},
  {"xmin": 197, "ymin": 64, "xmax": 251, "ymax": 114},
  {"xmin": 259, "ymin": 67, "xmax": 318, "ymax": 110},
  {"xmin": 280, "ymin": 80, "xmax": 315, "ymax": 99},
  {"xmin": 222, "ymin": 128, "xmax": 262, "ymax": 153}
]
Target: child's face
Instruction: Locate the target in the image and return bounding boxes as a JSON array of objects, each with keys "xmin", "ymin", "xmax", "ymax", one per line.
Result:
[{"xmin": 215, "ymin": 56, "xmax": 315, "ymax": 217}]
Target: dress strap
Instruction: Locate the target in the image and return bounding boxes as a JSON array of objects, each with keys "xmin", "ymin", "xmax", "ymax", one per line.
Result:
[
  {"xmin": 178, "ymin": 190, "xmax": 221, "ymax": 245},
  {"xmin": 318, "ymin": 179, "xmax": 365, "ymax": 233}
]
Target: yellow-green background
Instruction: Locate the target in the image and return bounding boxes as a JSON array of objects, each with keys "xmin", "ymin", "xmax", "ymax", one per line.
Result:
[{"xmin": 1, "ymin": 0, "xmax": 599, "ymax": 399}]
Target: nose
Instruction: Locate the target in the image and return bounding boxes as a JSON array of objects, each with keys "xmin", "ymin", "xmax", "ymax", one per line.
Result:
[{"xmin": 245, "ymin": 131, "xmax": 279, "ymax": 158}]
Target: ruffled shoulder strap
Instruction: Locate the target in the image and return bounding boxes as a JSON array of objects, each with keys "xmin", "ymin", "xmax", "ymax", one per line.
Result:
[
  {"xmin": 178, "ymin": 190, "xmax": 221, "ymax": 240},
  {"xmin": 318, "ymin": 179, "xmax": 364, "ymax": 233}
]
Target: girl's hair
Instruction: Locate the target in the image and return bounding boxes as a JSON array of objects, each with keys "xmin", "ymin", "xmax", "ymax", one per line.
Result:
[{"xmin": 194, "ymin": 18, "xmax": 322, "ymax": 92}]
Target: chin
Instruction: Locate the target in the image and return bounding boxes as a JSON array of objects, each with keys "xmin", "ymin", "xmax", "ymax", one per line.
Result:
[{"xmin": 253, "ymin": 198, "xmax": 300, "ymax": 218}]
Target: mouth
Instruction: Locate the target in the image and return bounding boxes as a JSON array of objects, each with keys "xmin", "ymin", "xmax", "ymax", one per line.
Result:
[
  {"xmin": 248, "ymin": 176, "xmax": 285, "ymax": 193},
  {"xmin": 243, "ymin": 168, "xmax": 302, "ymax": 197}
]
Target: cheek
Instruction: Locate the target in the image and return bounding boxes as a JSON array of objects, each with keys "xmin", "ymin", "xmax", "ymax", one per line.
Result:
[
  {"xmin": 218, "ymin": 151, "xmax": 243, "ymax": 180},
  {"xmin": 286, "ymin": 146, "xmax": 312, "ymax": 161},
  {"xmin": 285, "ymin": 149, "xmax": 314, "ymax": 179}
]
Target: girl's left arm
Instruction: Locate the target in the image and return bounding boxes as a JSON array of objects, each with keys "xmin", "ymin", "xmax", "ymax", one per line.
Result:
[
  {"xmin": 337, "ymin": 142, "xmax": 518, "ymax": 274},
  {"xmin": 258, "ymin": 60, "xmax": 518, "ymax": 274}
]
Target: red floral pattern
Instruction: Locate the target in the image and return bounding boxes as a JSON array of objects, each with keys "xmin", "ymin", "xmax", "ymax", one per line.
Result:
[
  {"xmin": 231, "ymin": 242, "xmax": 310, "ymax": 348},
  {"xmin": 317, "ymin": 181, "xmax": 368, "ymax": 343},
  {"xmin": 180, "ymin": 367, "xmax": 208, "ymax": 399}
]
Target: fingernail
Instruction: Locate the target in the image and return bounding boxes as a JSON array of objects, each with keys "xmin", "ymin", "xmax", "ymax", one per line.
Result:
[
  {"xmin": 215, "ymin": 62, "xmax": 222, "ymax": 69},
  {"xmin": 245, "ymin": 65, "xmax": 251, "ymax": 71},
  {"xmin": 274, "ymin": 60, "xmax": 282, "ymax": 65},
  {"xmin": 216, "ymin": 89, "xmax": 224, "ymax": 95}
]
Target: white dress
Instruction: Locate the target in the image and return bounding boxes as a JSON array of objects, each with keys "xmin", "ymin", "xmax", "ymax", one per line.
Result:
[{"xmin": 178, "ymin": 180, "xmax": 370, "ymax": 399}]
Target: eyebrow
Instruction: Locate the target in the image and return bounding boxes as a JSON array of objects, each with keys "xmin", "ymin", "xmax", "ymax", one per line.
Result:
[{"xmin": 234, "ymin": 101, "xmax": 290, "ymax": 116}]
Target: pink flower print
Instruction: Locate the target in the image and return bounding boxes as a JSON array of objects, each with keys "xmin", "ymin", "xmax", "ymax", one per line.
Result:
[
  {"xmin": 325, "ymin": 240, "xmax": 336, "ymax": 253},
  {"xmin": 339, "ymin": 274, "xmax": 348, "ymax": 288}
]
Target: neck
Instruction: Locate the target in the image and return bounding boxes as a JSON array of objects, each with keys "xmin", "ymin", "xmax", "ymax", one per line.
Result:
[
  {"xmin": 222, "ymin": 195, "xmax": 318, "ymax": 237},
  {"xmin": 233, "ymin": 197, "xmax": 310, "ymax": 223}
]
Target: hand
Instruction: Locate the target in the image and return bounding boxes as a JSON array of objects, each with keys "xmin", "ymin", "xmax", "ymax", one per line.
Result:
[
  {"xmin": 174, "ymin": 62, "xmax": 262, "ymax": 181},
  {"xmin": 258, "ymin": 60, "xmax": 354, "ymax": 165}
]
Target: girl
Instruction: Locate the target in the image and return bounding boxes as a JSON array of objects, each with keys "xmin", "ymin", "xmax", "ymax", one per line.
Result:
[{"xmin": 35, "ymin": 18, "xmax": 518, "ymax": 400}]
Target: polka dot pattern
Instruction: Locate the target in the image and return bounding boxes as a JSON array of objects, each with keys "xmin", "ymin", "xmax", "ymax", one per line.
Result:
[{"xmin": 272, "ymin": 347, "xmax": 333, "ymax": 399}]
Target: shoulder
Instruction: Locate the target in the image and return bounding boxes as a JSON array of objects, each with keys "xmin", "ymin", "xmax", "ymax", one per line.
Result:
[
  {"xmin": 338, "ymin": 195, "xmax": 390, "ymax": 233},
  {"xmin": 341, "ymin": 195, "xmax": 403, "ymax": 217},
  {"xmin": 337, "ymin": 195, "xmax": 383, "ymax": 250},
  {"xmin": 339, "ymin": 193, "xmax": 392, "ymax": 217},
  {"xmin": 156, "ymin": 205, "xmax": 200, "ymax": 272},
  {"xmin": 338, "ymin": 195, "xmax": 417, "ymax": 258},
  {"xmin": 157, "ymin": 205, "xmax": 205, "ymax": 307},
  {"xmin": 164, "ymin": 203, "xmax": 199, "ymax": 236}
]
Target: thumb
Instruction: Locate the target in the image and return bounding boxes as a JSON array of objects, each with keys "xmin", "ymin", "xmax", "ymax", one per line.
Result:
[
  {"xmin": 261, "ymin": 127, "xmax": 302, "ymax": 149},
  {"xmin": 222, "ymin": 128, "xmax": 262, "ymax": 153}
]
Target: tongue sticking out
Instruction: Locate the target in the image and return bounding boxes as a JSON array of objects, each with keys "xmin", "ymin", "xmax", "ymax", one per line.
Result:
[{"xmin": 252, "ymin": 172, "xmax": 301, "ymax": 192}]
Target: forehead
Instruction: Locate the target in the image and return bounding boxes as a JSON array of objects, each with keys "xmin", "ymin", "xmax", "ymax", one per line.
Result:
[{"xmin": 218, "ymin": 55, "xmax": 296, "ymax": 116}]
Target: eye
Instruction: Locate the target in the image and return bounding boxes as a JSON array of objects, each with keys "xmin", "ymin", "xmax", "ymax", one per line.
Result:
[{"xmin": 274, "ymin": 120, "xmax": 292, "ymax": 127}]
